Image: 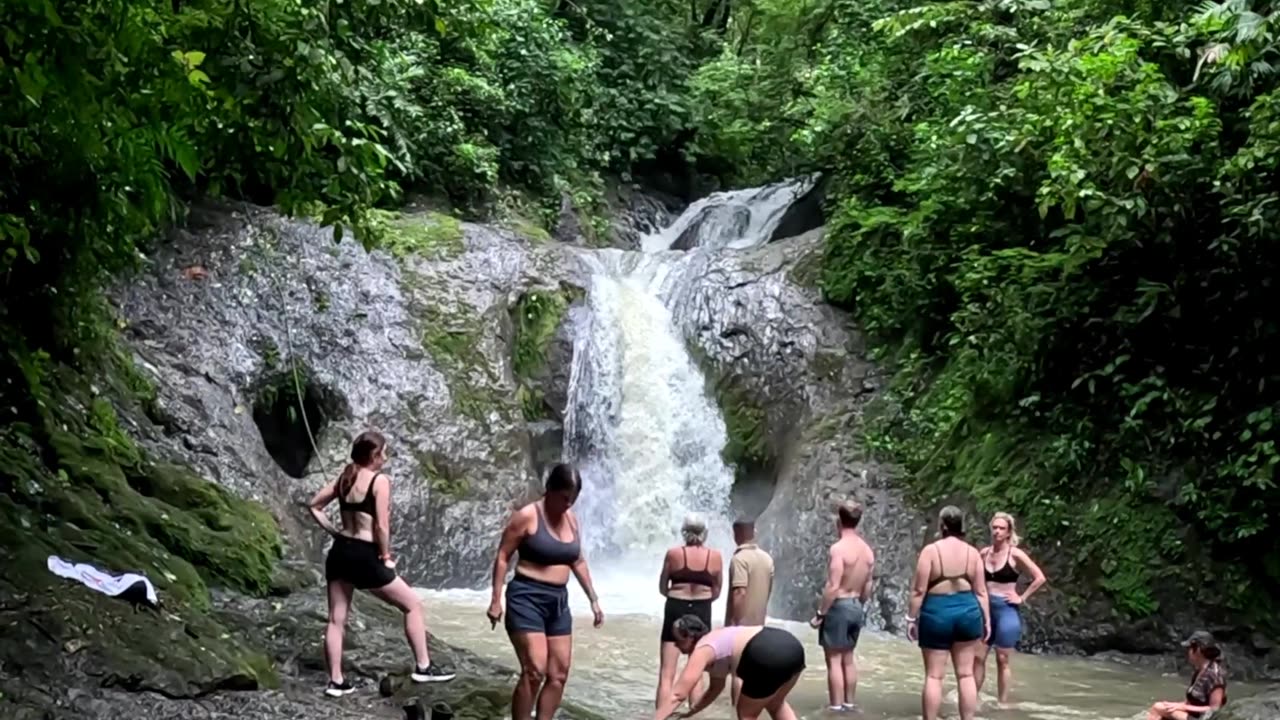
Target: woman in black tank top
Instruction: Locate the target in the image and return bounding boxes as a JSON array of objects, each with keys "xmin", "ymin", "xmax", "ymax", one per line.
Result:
[
  {"xmin": 307, "ymin": 431, "xmax": 456, "ymax": 697},
  {"xmin": 487, "ymin": 463, "xmax": 604, "ymax": 720},
  {"xmin": 655, "ymin": 513, "xmax": 723, "ymax": 710}
]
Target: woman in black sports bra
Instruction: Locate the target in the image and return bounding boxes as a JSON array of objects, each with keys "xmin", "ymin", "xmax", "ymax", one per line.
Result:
[
  {"xmin": 655, "ymin": 513, "xmax": 723, "ymax": 709},
  {"xmin": 307, "ymin": 431, "xmax": 455, "ymax": 697},
  {"xmin": 487, "ymin": 463, "xmax": 604, "ymax": 720},
  {"xmin": 975, "ymin": 511, "xmax": 1046, "ymax": 704}
]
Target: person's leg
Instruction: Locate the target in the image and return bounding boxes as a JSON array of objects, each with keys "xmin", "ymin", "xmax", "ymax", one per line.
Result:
[
  {"xmin": 370, "ymin": 577, "xmax": 430, "ymax": 668},
  {"xmin": 823, "ymin": 648, "xmax": 844, "ymax": 709},
  {"xmin": 841, "ymin": 650, "xmax": 856, "ymax": 706},
  {"xmin": 995, "ymin": 647, "xmax": 1014, "ymax": 704},
  {"xmin": 974, "ymin": 644, "xmax": 991, "ymax": 697},
  {"xmin": 764, "ymin": 672, "xmax": 802, "ymax": 720},
  {"xmin": 1146, "ymin": 703, "xmax": 1190, "ymax": 720},
  {"xmin": 736, "ymin": 690, "xmax": 769, "ymax": 720},
  {"xmin": 731, "ymin": 674, "xmax": 743, "ymax": 708},
  {"xmin": 509, "ymin": 632, "xmax": 548, "ymax": 720},
  {"xmin": 657, "ymin": 641, "xmax": 681, "ymax": 708},
  {"xmin": 325, "ymin": 580, "xmax": 355, "ymax": 683},
  {"xmin": 537, "ymin": 634, "xmax": 573, "ymax": 719},
  {"xmin": 950, "ymin": 639, "xmax": 983, "ymax": 720},
  {"xmin": 921, "ymin": 649, "xmax": 950, "ymax": 720},
  {"xmin": 991, "ymin": 600, "xmax": 1020, "ymax": 703}
]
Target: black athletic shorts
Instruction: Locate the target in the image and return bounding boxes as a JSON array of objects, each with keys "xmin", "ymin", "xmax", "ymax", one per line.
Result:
[
  {"xmin": 737, "ymin": 627, "xmax": 806, "ymax": 699},
  {"xmin": 325, "ymin": 535, "xmax": 396, "ymax": 590},
  {"xmin": 661, "ymin": 597, "xmax": 713, "ymax": 643}
]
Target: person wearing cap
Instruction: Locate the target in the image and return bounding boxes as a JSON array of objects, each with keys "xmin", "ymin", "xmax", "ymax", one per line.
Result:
[{"xmin": 1146, "ymin": 630, "xmax": 1228, "ymax": 720}]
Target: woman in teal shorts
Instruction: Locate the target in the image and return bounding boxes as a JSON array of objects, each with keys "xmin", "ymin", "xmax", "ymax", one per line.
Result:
[{"xmin": 906, "ymin": 506, "xmax": 990, "ymax": 720}]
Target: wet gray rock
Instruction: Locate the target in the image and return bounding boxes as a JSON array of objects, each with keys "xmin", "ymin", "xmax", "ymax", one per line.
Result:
[
  {"xmin": 1215, "ymin": 686, "xmax": 1280, "ymax": 720},
  {"xmin": 0, "ymin": 580, "xmax": 602, "ymax": 720},
  {"xmin": 652, "ymin": 228, "xmax": 924, "ymax": 631},
  {"xmin": 767, "ymin": 174, "xmax": 827, "ymax": 243},
  {"xmin": 111, "ymin": 202, "xmax": 578, "ymax": 588},
  {"xmin": 604, "ymin": 183, "xmax": 680, "ymax": 250}
]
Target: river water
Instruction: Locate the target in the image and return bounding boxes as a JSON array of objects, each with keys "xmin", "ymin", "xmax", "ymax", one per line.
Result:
[{"xmin": 420, "ymin": 585, "xmax": 1207, "ymax": 720}]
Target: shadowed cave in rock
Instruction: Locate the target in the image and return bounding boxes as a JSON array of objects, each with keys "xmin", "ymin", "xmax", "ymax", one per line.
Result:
[{"xmin": 252, "ymin": 370, "xmax": 340, "ymax": 478}]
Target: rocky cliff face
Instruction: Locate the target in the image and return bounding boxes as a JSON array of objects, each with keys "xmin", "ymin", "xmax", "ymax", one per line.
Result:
[
  {"xmin": 647, "ymin": 228, "xmax": 924, "ymax": 631},
  {"xmin": 111, "ymin": 202, "xmax": 580, "ymax": 587}
]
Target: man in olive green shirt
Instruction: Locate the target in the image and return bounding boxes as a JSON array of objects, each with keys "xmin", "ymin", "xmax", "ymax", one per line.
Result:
[{"xmin": 725, "ymin": 520, "xmax": 775, "ymax": 704}]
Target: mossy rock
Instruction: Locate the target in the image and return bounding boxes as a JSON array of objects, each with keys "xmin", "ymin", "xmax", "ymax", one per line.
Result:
[
  {"xmin": 504, "ymin": 216, "xmax": 554, "ymax": 244},
  {"xmin": 0, "ymin": 345, "xmax": 284, "ymax": 697},
  {"xmin": 370, "ymin": 209, "xmax": 464, "ymax": 261}
]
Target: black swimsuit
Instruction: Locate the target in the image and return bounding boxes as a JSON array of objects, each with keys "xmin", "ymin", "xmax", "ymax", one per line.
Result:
[
  {"xmin": 325, "ymin": 474, "xmax": 396, "ymax": 590},
  {"xmin": 661, "ymin": 547, "xmax": 715, "ymax": 642}
]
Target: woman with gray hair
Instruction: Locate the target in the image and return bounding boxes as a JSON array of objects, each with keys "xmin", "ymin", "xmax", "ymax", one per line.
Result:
[{"xmin": 655, "ymin": 513, "xmax": 723, "ymax": 709}]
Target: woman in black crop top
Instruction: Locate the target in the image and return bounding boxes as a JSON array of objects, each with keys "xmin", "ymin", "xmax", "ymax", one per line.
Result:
[
  {"xmin": 975, "ymin": 511, "xmax": 1046, "ymax": 705},
  {"xmin": 487, "ymin": 463, "xmax": 603, "ymax": 720},
  {"xmin": 307, "ymin": 431, "xmax": 456, "ymax": 698},
  {"xmin": 655, "ymin": 513, "xmax": 723, "ymax": 710}
]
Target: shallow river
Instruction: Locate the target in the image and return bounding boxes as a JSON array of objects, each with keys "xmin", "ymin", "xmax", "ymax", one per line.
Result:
[{"xmin": 418, "ymin": 572, "xmax": 1234, "ymax": 720}]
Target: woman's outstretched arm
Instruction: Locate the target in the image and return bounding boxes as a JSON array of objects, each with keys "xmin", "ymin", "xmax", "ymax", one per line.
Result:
[{"xmin": 307, "ymin": 480, "xmax": 340, "ymax": 535}]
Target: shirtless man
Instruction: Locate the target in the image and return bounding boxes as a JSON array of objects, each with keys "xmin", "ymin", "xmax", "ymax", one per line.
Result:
[{"xmin": 809, "ymin": 500, "xmax": 875, "ymax": 712}]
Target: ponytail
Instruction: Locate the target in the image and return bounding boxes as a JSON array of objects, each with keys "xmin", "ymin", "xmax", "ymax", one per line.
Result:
[
  {"xmin": 337, "ymin": 430, "xmax": 386, "ymax": 496},
  {"xmin": 337, "ymin": 462, "xmax": 359, "ymax": 497}
]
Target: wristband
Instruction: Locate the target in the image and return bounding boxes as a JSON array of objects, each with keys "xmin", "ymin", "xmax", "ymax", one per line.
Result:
[{"xmin": 905, "ymin": 615, "xmax": 918, "ymax": 623}]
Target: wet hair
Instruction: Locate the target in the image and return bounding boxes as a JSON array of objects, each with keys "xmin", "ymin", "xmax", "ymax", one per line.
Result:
[
  {"xmin": 672, "ymin": 614, "xmax": 710, "ymax": 643},
  {"xmin": 991, "ymin": 511, "xmax": 1021, "ymax": 547},
  {"xmin": 545, "ymin": 463, "xmax": 582, "ymax": 498},
  {"xmin": 837, "ymin": 500, "xmax": 863, "ymax": 529},
  {"xmin": 681, "ymin": 513, "xmax": 708, "ymax": 546},
  {"xmin": 732, "ymin": 519, "xmax": 755, "ymax": 533},
  {"xmin": 338, "ymin": 430, "xmax": 387, "ymax": 497},
  {"xmin": 939, "ymin": 505, "xmax": 966, "ymax": 539}
]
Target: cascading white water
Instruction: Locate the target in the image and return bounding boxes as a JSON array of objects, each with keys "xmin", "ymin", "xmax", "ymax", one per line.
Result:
[
  {"xmin": 639, "ymin": 174, "xmax": 817, "ymax": 253},
  {"xmin": 562, "ymin": 177, "xmax": 814, "ymax": 616},
  {"xmin": 564, "ymin": 252, "xmax": 736, "ymax": 615}
]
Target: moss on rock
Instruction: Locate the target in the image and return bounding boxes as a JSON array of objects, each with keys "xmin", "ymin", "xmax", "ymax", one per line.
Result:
[
  {"xmin": 415, "ymin": 301, "xmax": 510, "ymax": 425},
  {"xmin": 0, "ymin": 341, "xmax": 284, "ymax": 695},
  {"xmin": 513, "ymin": 288, "xmax": 571, "ymax": 381},
  {"xmin": 369, "ymin": 208, "xmax": 464, "ymax": 261},
  {"xmin": 511, "ymin": 285, "xmax": 579, "ymax": 420}
]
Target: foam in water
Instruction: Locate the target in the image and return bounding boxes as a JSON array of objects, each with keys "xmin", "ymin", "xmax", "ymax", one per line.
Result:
[{"xmin": 639, "ymin": 175, "xmax": 817, "ymax": 253}]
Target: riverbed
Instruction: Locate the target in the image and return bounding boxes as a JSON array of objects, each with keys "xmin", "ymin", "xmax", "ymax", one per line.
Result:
[{"xmin": 420, "ymin": 575, "xmax": 1211, "ymax": 720}]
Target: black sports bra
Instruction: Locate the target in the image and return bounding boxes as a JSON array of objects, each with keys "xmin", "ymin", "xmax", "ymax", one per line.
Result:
[
  {"xmin": 984, "ymin": 550, "xmax": 1020, "ymax": 584},
  {"xmin": 669, "ymin": 547, "xmax": 716, "ymax": 588},
  {"xmin": 338, "ymin": 474, "xmax": 383, "ymax": 515}
]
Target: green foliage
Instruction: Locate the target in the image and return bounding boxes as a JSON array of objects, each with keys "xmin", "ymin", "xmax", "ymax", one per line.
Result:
[
  {"xmin": 513, "ymin": 290, "xmax": 572, "ymax": 380},
  {"xmin": 512, "ymin": 287, "xmax": 576, "ymax": 421},
  {"xmin": 706, "ymin": 0, "xmax": 1280, "ymax": 623}
]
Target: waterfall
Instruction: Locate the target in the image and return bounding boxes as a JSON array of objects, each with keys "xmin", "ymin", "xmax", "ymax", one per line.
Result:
[
  {"xmin": 564, "ymin": 256, "xmax": 736, "ymax": 616},
  {"xmin": 639, "ymin": 175, "xmax": 817, "ymax": 253},
  {"xmin": 562, "ymin": 177, "xmax": 812, "ymax": 616}
]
